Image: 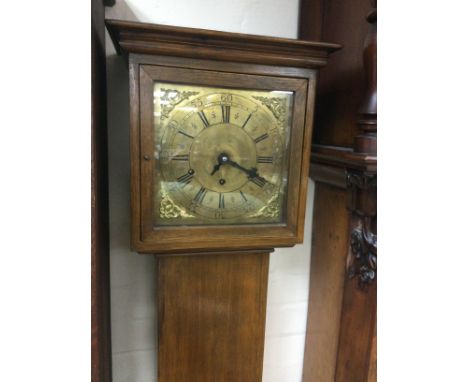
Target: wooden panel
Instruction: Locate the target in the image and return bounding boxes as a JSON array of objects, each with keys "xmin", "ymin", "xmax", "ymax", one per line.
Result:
[
  {"xmin": 302, "ymin": 183, "xmax": 349, "ymax": 382},
  {"xmin": 299, "ymin": 0, "xmax": 324, "ymax": 41},
  {"xmin": 310, "ymin": 0, "xmax": 371, "ymax": 147},
  {"xmin": 91, "ymin": 0, "xmax": 112, "ymax": 380},
  {"xmin": 300, "ymin": 0, "xmax": 377, "ymax": 380},
  {"xmin": 157, "ymin": 251, "xmax": 269, "ymax": 382},
  {"xmin": 335, "ymin": 251, "xmax": 377, "ymax": 382},
  {"xmin": 367, "ymin": 323, "xmax": 377, "ymax": 382}
]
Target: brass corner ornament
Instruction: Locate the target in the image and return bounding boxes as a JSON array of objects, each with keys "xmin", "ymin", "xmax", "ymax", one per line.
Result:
[
  {"xmin": 159, "ymin": 190, "xmax": 194, "ymax": 219},
  {"xmin": 252, "ymin": 96, "xmax": 287, "ymax": 123},
  {"xmin": 159, "ymin": 88, "xmax": 199, "ymax": 120},
  {"xmin": 253, "ymin": 194, "xmax": 280, "ymax": 218}
]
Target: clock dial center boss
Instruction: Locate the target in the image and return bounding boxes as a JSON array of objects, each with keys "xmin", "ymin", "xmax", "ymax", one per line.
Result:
[
  {"xmin": 191, "ymin": 122, "xmax": 258, "ymax": 193},
  {"xmin": 155, "ymin": 85, "xmax": 293, "ymax": 225}
]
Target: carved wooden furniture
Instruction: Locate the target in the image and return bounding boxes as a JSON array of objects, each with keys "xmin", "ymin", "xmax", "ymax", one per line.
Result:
[
  {"xmin": 106, "ymin": 20, "xmax": 339, "ymax": 381},
  {"xmin": 300, "ymin": 0, "xmax": 377, "ymax": 381}
]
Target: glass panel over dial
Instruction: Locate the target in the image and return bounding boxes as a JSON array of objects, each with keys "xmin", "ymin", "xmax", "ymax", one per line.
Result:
[{"xmin": 153, "ymin": 82, "xmax": 293, "ymax": 226}]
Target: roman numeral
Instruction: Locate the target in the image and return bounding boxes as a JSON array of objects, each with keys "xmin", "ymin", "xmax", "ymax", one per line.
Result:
[
  {"xmin": 254, "ymin": 133, "xmax": 269, "ymax": 144},
  {"xmin": 257, "ymin": 156, "xmax": 273, "ymax": 164},
  {"xmin": 172, "ymin": 154, "xmax": 189, "ymax": 161},
  {"xmin": 249, "ymin": 175, "xmax": 266, "ymax": 188},
  {"xmin": 239, "ymin": 191, "xmax": 248, "ymax": 202},
  {"xmin": 221, "ymin": 105, "xmax": 230, "ymax": 123},
  {"xmin": 198, "ymin": 111, "xmax": 210, "ymax": 128},
  {"xmin": 177, "ymin": 169, "xmax": 194, "ymax": 186},
  {"xmin": 242, "ymin": 113, "xmax": 252, "ymax": 129},
  {"xmin": 218, "ymin": 193, "xmax": 225, "ymax": 209},
  {"xmin": 177, "ymin": 130, "xmax": 194, "ymax": 139},
  {"xmin": 193, "ymin": 187, "xmax": 208, "ymax": 204}
]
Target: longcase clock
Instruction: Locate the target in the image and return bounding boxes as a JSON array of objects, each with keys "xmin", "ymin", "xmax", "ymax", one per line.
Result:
[{"xmin": 106, "ymin": 19, "xmax": 339, "ymax": 382}]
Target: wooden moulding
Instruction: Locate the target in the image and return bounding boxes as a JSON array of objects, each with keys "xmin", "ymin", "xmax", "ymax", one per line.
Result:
[
  {"xmin": 309, "ymin": 144, "xmax": 376, "ymax": 191},
  {"xmin": 105, "ymin": 19, "xmax": 340, "ymax": 69},
  {"xmin": 312, "ymin": 144, "xmax": 377, "ymax": 174}
]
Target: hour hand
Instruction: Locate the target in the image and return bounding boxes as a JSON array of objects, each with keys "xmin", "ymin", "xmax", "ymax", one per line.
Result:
[
  {"xmin": 210, "ymin": 163, "xmax": 221, "ymax": 175},
  {"xmin": 211, "ymin": 153, "xmax": 230, "ymax": 176}
]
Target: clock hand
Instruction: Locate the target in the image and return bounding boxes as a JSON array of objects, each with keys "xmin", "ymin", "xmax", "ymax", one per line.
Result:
[
  {"xmin": 210, "ymin": 153, "xmax": 268, "ymax": 184},
  {"xmin": 210, "ymin": 163, "xmax": 221, "ymax": 175},
  {"xmin": 210, "ymin": 153, "xmax": 230, "ymax": 176},
  {"xmin": 225, "ymin": 159, "xmax": 251, "ymax": 175},
  {"xmin": 225, "ymin": 159, "xmax": 267, "ymax": 183}
]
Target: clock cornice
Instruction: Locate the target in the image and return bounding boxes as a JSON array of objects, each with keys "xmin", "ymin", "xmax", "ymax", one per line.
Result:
[{"xmin": 105, "ymin": 19, "xmax": 340, "ymax": 69}]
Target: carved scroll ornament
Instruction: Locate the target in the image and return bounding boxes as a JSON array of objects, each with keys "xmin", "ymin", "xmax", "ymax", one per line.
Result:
[
  {"xmin": 346, "ymin": 170, "xmax": 377, "ymax": 289},
  {"xmin": 347, "ymin": 222, "xmax": 377, "ymax": 288}
]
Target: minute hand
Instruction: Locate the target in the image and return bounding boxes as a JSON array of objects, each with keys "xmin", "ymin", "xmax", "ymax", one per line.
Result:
[{"xmin": 225, "ymin": 159, "xmax": 267, "ymax": 182}]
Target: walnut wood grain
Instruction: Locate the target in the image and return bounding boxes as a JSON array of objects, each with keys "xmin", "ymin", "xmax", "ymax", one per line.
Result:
[
  {"xmin": 367, "ymin": 323, "xmax": 377, "ymax": 382},
  {"xmin": 302, "ymin": 184, "xmax": 349, "ymax": 382},
  {"xmin": 299, "ymin": 0, "xmax": 325, "ymax": 41},
  {"xmin": 91, "ymin": 0, "xmax": 111, "ymax": 380},
  {"xmin": 157, "ymin": 251, "xmax": 269, "ymax": 382},
  {"xmin": 335, "ymin": 267, "xmax": 377, "ymax": 382}
]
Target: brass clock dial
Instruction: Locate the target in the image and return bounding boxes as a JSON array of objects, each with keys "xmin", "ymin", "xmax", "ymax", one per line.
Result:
[{"xmin": 153, "ymin": 83, "xmax": 293, "ymax": 226}]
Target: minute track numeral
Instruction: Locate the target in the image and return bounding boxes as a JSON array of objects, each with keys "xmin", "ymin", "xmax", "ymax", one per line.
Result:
[
  {"xmin": 254, "ymin": 133, "xmax": 269, "ymax": 144},
  {"xmin": 193, "ymin": 186, "xmax": 208, "ymax": 204},
  {"xmin": 221, "ymin": 105, "xmax": 230, "ymax": 123},
  {"xmin": 257, "ymin": 156, "xmax": 273, "ymax": 164},
  {"xmin": 198, "ymin": 111, "xmax": 210, "ymax": 128},
  {"xmin": 240, "ymin": 190, "xmax": 248, "ymax": 202}
]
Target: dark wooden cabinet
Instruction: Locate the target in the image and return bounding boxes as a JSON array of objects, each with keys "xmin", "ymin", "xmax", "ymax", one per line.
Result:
[{"xmin": 300, "ymin": 0, "xmax": 377, "ymax": 381}]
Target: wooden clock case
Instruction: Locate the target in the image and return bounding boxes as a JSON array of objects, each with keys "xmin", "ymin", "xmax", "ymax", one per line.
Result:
[
  {"xmin": 106, "ymin": 20, "xmax": 339, "ymax": 254},
  {"xmin": 106, "ymin": 19, "xmax": 339, "ymax": 382}
]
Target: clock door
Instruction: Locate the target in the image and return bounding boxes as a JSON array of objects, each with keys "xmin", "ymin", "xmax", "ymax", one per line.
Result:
[{"xmin": 135, "ymin": 64, "xmax": 310, "ymax": 253}]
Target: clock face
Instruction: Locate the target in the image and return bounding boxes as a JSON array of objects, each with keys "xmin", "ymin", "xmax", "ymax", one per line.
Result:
[{"xmin": 152, "ymin": 82, "xmax": 293, "ymax": 226}]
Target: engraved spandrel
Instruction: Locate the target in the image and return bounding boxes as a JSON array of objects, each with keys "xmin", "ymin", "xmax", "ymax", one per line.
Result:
[
  {"xmin": 251, "ymin": 194, "xmax": 280, "ymax": 219},
  {"xmin": 252, "ymin": 96, "xmax": 287, "ymax": 124},
  {"xmin": 159, "ymin": 88, "xmax": 199, "ymax": 120},
  {"xmin": 159, "ymin": 188, "xmax": 195, "ymax": 219}
]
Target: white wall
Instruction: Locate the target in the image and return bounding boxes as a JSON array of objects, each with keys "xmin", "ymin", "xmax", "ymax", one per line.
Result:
[{"xmin": 106, "ymin": 1, "xmax": 314, "ymax": 381}]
